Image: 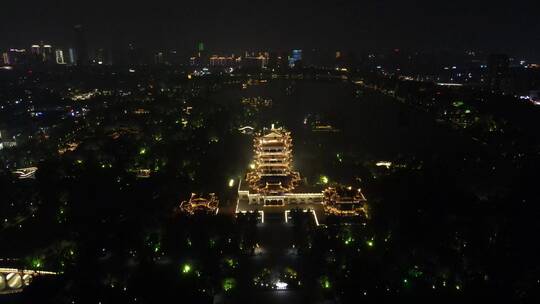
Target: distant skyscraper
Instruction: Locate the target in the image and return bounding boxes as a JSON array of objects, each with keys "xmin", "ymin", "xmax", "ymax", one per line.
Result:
[
  {"xmin": 3, "ymin": 49, "xmax": 27, "ymax": 65},
  {"xmin": 42, "ymin": 44, "xmax": 53, "ymax": 63},
  {"xmin": 55, "ymin": 49, "xmax": 66, "ymax": 64},
  {"xmin": 31, "ymin": 45, "xmax": 40, "ymax": 55},
  {"xmin": 191, "ymin": 42, "xmax": 208, "ymax": 66},
  {"xmin": 30, "ymin": 43, "xmax": 53, "ymax": 63},
  {"xmin": 289, "ymin": 49, "xmax": 302, "ymax": 67},
  {"xmin": 68, "ymin": 48, "xmax": 76, "ymax": 65},
  {"xmin": 94, "ymin": 48, "xmax": 111, "ymax": 65},
  {"xmin": 488, "ymin": 54, "xmax": 509, "ymax": 93},
  {"xmin": 2, "ymin": 52, "xmax": 9, "ymax": 65},
  {"xmin": 154, "ymin": 51, "xmax": 165, "ymax": 65},
  {"xmin": 74, "ymin": 25, "xmax": 88, "ymax": 66}
]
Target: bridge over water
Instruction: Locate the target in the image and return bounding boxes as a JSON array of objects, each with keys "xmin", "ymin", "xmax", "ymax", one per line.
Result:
[{"xmin": 0, "ymin": 268, "xmax": 57, "ymax": 294}]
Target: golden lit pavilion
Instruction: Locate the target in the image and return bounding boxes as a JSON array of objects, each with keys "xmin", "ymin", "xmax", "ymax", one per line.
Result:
[
  {"xmin": 323, "ymin": 186, "xmax": 368, "ymax": 217},
  {"xmin": 179, "ymin": 193, "xmax": 219, "ymax": 215}
]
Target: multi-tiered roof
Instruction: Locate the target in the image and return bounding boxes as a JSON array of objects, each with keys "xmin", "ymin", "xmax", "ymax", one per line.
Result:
[{"xmin": 246, "ymin": 126, "xmax": 300, "ymax": 195}]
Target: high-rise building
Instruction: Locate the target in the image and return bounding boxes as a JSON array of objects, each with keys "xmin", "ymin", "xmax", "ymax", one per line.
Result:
[
  {"xmin": 42, "ymin": 44, "xmax": 53, "ymax": 62},
  {"xmin": 487, "ymin": 54, "xmax": 509, "ymax": 93},
  {"xmin": 68, "ymin": 48, "xmax": 76, "ymax": 65},
  {"xmin": 2, "ymin": 49, "xmax": 27, "ymax": 65},
  {"xmin": 94, "ymin": 48, "xmax": 111, "ymax": 65},
  {"xmin": 289, "ymin": 49, "xmax": 302, "ymax": 67},
  {"xmin": 154, "ymin": 51, "xmax": 165, "ymax": 65},
  {"xmin": 30, "ymin": 43, "xmax": 53, "ymax": 63},
  {"xmin": 55, "ymin": 49, "xmax": 66, "ymax": 64},
  {"xmin": 74, "ymin": 25, "xmax": 88, "ymax": 66},
  {"xmin": 31, "ymin": 45, "xmax": 40, "ymax": 55},
  {"xmin": 2, "ymin": 52, "xmax": 9, "ymax": 65},
  {"xmin": 191, "ymin": 42, "xmax": 208, "ymax": 66}
]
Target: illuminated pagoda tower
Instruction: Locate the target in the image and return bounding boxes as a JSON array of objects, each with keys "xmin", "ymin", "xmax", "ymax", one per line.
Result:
[
  {"xmin": 179, "ymin": 193, "xmax": 219, "ymax": 215},
  {"xmin": 237, "ymin": 125, "xmax": 322, "ymax": 211},
  {"xmin": 323, "ymin": 186, "xmax": 368, "ymax": 217},
  {"xmin": 246, "ymin": 125, "xmax": 300, "ymax": 196}
]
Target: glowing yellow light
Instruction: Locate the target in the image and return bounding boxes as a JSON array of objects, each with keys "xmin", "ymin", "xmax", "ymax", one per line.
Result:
[
  {"xmin": 228, "ymin": 179, "xmax": 235, "ymax": 188},
  {"xmin": 320, "ymin": 175, "xmax": 329, "ymax": 184},
  {"xmin": 249, "ymin": 163, "xmax": 256, "ymax": 170}
]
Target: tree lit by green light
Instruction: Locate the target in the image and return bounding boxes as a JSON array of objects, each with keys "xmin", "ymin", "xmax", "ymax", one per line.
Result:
[
  {"xmin": 181, "ymin": 263, "xmax": 192, "ymax": 274},
  {"xmin": 139, "ymin": 148, "xmax": 147, "ymax": 155},
  {"xmin": 320, "ymin": 276, "xmax": 331, "ymax": 289},
  {"xmin": 320, "ymin": 175, "xmax": 329, "ymax": 184},
  {"xmin": 31, "ymin": 258, "xmax": 43, "ymax": 269},
  {"xmin": 226, "ymin": 258, "xmax": 236, "ymax": 268},
  {"xmin": 408, "ymin": 266, "xmax": 423, "ymax": 278},
  {"xmin": 223, "ymin": 278, "xmax": 236, "ymax": 292}
]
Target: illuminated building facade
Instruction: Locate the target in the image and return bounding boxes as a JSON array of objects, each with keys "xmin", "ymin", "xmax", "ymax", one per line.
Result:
[
  {"xmin": 242, "ymin": 52, "xmax": 269, "ymax": 69},
  {"xmin": 179, "ymin": 193, "xmax": 219, "ymax": 215},
  {"xmin": 209, "ymin": 55, "xmax": 237, "ymax": 67}
]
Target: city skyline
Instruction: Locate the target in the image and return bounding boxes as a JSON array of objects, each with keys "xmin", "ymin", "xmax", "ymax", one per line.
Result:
[{"xmin": 1, "ymin": 1, "xmax": 539, "ymax": 60}]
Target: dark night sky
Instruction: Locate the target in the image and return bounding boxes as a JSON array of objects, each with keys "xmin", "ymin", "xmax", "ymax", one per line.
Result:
[{"xmin": 2, "ymin": 0, "xmax": 539, "ymax": 59}]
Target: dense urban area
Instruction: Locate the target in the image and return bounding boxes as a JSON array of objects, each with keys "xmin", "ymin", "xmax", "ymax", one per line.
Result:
[{"xmin": 1, "ymin": 36, "xmax": 540, "ymax": 303}]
